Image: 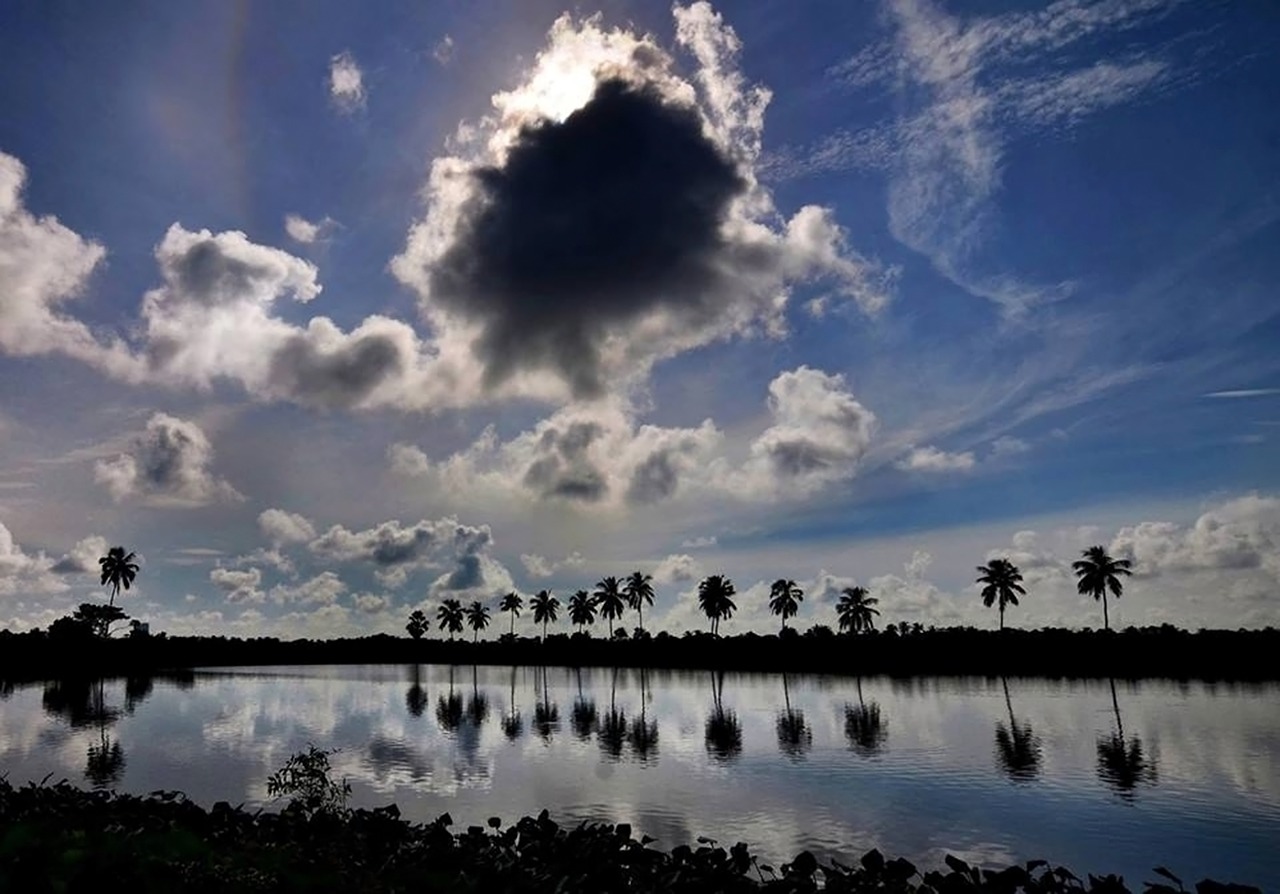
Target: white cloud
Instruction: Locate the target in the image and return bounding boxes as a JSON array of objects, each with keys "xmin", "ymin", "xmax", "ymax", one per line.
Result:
[
  {"xmin": 271, "ymin": 571, "xmax": 347, "ymax": 607},
  {"xmin": 210, "ymin": 566, "xmax": 265, "ymax": 604},
  {"xmin": 50, "ymin": 534, "xmax": 109, "ymax": 575},
  {"xmin": 284, "ymin": 214, "xmax": 335, "ymax": 244},
  {"xmin": 0, "ymin": 523, "xmax": 66, "ymax": 597},
  {"xmin": 258, "ymin": 508, "xmax": 317, "ymax": 546},
  {"xmin": 432, "ymin": 34, "xmax": 455, "ymax": 65},
  {"xmin": 989, "ymin": 435, "xmax": 1030, "ymax": 457},
  {"xmin": 0, "ymin": 152, "xmax": 138, "ymax": 378},
  {"xmin": 329, "ymin": 51, "xmax": 366, "ymax": 111},
  {"xmin": 1204, "ymin": 388, "xmax": 1280, "ymax": 399},
  {"xmin": 390, "ymin": 4, "xmax": 893, "ymax": 405},
  {"xmin": 895, "ymin": 444, "xmax": 976, "ymax": 473},
  {"xmin": 94, "ymin": 413, "xmax": 243, "ymax": 507},
  {"xmin": 1110, "ymin": 495, "xmax": 1280, "ymax": 581},
  {"xmin": 352, "ymin": 592, "xmax": 392, "ymax": 614},
  {"xmin": 520, "ymin": 551, "xmax": 585, "ymax": 579},
  {"xmin": 681, "ymin": 535, "xmax": 718, "ymax": 549},
  {"xmin": 652, "ymin": 553, "xmax": 701, "ymax": 585}
]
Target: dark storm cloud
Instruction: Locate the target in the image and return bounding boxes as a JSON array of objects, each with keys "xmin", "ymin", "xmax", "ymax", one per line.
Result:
[
  {"xmin": 268, "ymin": 329, "xmax": 407, "ymax": 408},
  {"xmin": 428, "ymin": 77, "xmax": 747, "ymax": 398},
  {"xmin": 93, "ymin": 413, "xmax": 242, "ymax": 506},
  {"xmin": 626, "ymin": 449, "xmax": 680, "ymax": 505},
  {"xmin": 764, "ymin": 438, "xmax": 852, "ymax": 478},
  {"xmin": 521, "ymin": 421, "xmax": 608, "ymax": 501}
]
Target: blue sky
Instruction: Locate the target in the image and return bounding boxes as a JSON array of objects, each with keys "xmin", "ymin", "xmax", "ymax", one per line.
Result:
[{"xmin": 1, "ymin": 0, "xmax": 1277, "ymax": 638}]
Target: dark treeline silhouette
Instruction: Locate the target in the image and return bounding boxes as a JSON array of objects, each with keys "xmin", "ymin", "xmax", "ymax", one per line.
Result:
[{"xmin": 4, "ymin": 624, "xmax": 1278, "ymax": 680}]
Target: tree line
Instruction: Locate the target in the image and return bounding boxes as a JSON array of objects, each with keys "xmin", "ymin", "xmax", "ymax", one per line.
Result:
[{"xmin": 404, "ymin": 547, "xmax": 1134, "ymax": 642}]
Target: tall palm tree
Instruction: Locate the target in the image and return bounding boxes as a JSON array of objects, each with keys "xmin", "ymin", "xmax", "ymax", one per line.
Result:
[
  {"xmin": 628, "ymin": 667, "xmax": 658, "ymax": 760},
  {"xmin": 623, "ymin": 571, "xmax": 655, "ymax": 636},
  {"xmin": 499, "ymin": 591, "xmax": 523, "ymax": 638},
  {"xmin": 465, "ymin": 601, "xmax": 491, "ymax": 642},
  {"xmin": 697, "ymin": 575, "xmax": 737, "ymax": 637},
  {"xmin": 436, "ymin": 665, "xmax": 463, "ymax": 732},
  {"xmin": 568, "ymin": 590, "xmax": 598, "ymax": 635},
  {"xmin": 1096, "ymin": 677, "xmax": 1155, "ymax": 796},
  {"xmin": 599, "ymin": 667, "xmax": 627, "ymax": 758},
  {"xmin": 533, "ymin": 665, "xmax": 559, "ymax": 741},
  {"xmin": 405, "ymin": 609, "xmax": 428, "ymax": 640},
  {"xmin": 976, "ymin": 559, "xmax": 1026, "ymax": 631},
  {"xmin": 98, "ymin": 546, "xmax": 139, "ymax": 607},
  {"xmin": 530, "ymin": 590, "xmax": 560, "ymax": 642},
  {"xmin": 768, "ymin": 579, "xmax": 804, "ymax": 633},
  {"xmin": 436, "ymin": 599, "xmax": 465, "ymax": 641},
  {"xmin": 1072, "ymin": 546, "xmax": 1133, "ymax": 633},
  {"xmin": 593, "ymin": 576, "xmax": 626, "ymax": 638},
  {"xmin": 704, "ymin": 670, "xmax": 742, "ymax": 760},
  {"xmin": 570, "ymin": 667, "xmax": 597, "ymax": 740},
  {"xmin": 406, "ymin": 665, "xmax": 427, "ymax": 718},
  {"xmin": 501, "ymin": 666, "xmax": 523, "ymax": 740},
  {"xmin": 836, "ymin": 587, "xmax": 879, "ymax": 634},
  {"xmin": 776, "ymin": 673, "xmax": 810, "ymax": 757}
]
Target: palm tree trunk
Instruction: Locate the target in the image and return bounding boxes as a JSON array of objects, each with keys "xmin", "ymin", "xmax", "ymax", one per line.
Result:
[
  {"xmin": 1102, "ymin": 592, "xmax": 1110, "ymax": 632},
  {"xmin": 1002, "ymin": 676, "xmax": 1015, "ymax": 727},
  {"xmin": 637, "ymin": 604, "xmax": 643, "ymax": 635},
  {"xmin": 608, "ymin": 617, "xmax": 613, "ymax": 639},
  {"xmin": 783, "ymin": 673, "xmax": 791, "ymax": 713},
  {"xmin": 1109, "ymin": 677, "xmax": 1123, "ymax": 739},
  {"xmin": 510, "ymin": 612, "xmax": 515, "ymax": 637},
  {"xmin": 999, "ymin": 604, "xmax": 1004, "ymax": 631}
]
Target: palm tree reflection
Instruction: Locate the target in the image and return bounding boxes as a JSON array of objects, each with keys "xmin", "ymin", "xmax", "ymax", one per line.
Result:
[
  {"xmin": 994, "ymin": 676, "xmax": 1041, "ymax": 781},
  {"xmin": 776, "ymin": 673, "xmax": 811, "ymax": 758},
  {"xmin": 501, "ymin": 666, "xmax": 523, "ymax": 741},
  {"xmin": 627, "ymin": 667, "xmax": 658, "ymax": 761},
  {"xmin": 466, "ymin": 664, "xmax": 489, "ymax": 728},
  {"xmin": 42, "ymin": 677, "xmax": 133, "ymax": 789},
  {"xmin": 436, "ymin": 665, "xmax": 464, "ymax": 733},
  {"xmin": 1096, "ymin": 677, "xmax": 1156, "ymax": 798},
  {"xmin": 844, "ymin": 677, "xmax": 887, "ymax": 756},
  {"xmin": 571, "ymin": 667, "xmax": 598, "ymax": 741},
  {"xmin": 406, "ymin": 664, "xmax": 427, "ymax": 718},
  {"xmin": 705, "ymin": 670, "xmax": 742, "ymax": 761},
  {"xmin": 599, "ymin": 667, "xmax": 627, "ymax": 758},
  {"xmin": 533, "ymin": 666, "xmax": 559, "ymax": 742}
]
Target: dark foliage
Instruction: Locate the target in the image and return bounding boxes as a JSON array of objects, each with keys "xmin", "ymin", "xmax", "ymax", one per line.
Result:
[
  {"xmin": 0, "ymin": 779, "xmax": 1258, "ymax": 893},
  {"xmin": 3, "ymin": 625, "xmax": 1277, "ymax": 680}
]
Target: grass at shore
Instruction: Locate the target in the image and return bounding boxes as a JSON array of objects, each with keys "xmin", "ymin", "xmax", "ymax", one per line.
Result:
[{"xmin": 0, "ymin": 777, "xmax": 1259, "ymax": 893}]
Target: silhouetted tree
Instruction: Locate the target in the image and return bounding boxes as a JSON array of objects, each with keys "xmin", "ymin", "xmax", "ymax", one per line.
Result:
[
  {"xmin": 768, "ymin": 579, "xmax": 804, "ymax": 633},
  {"xmin": 836, "ymin": 587, "xmax": 879, "ymax": 634},
  {"xmin": 73, "ymin": 603, "xmax": 127, "ymax": 639},
  {"xmin": 436, "ymin": 599, "xmax": 465, "ymax": 641},
  {"xmin": 405, "ymin": 609, "xmax": 428, "ymax": 640},
  {"xmin": 994, "ymin": 677, "xmax": 1040, "ymax": 780},
  {"xmin": 594, "ymin": 577, "xmax": 626, "ymax": 639},
  {"xmin": 568, "ymin": 590, "xmax": 598, "ymax": 635},
  {"xmin": 624, "ymin": 571, "xmax": 656, "ymax": 636},
  {"xmin": 531, "ymin": 590, "xmax": 560, "ymax": 642},
  {"xmin": 976, "ymin": 559, "xmax": 1026, "ymax": 631},
  {"xmin": 533, "ymin": 665, "xmax": 559, "ymax": 741},
  {"xmin": 1073, "ymin": 546, "xmax": 1133, "ymax": 633},
  {"xmin": 98, "ymin": 546, "xmax": 139, "ymax": 606},
  {"xmin": 465, "ymin": 601, "xmax": 491, "ymax": 642},
  {"xmin": 499, "ymin": 592, "xmax": 523, "ymax": 638},
  {"xmin": 697, "ymin": 575, "xmax": 737, "ymax": 637}
]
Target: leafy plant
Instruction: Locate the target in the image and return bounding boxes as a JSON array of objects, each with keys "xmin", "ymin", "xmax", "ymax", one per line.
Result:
[{"xmin": 265, "ymin": 745, "xmax": 351, "ymax": 817}]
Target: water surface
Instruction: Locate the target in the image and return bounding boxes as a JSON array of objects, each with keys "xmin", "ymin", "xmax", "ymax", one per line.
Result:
[{"xmin": 1, "ymin": 666, "xmax": 1276, "ymax": 888}]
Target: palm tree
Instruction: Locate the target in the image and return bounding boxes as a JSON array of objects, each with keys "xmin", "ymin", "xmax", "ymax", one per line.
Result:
[
  {"xmin": 405, "ymin": 609, "xmax": 428, "ymax": 640},
  {"xmin": 697, "ymin": 575, "xmax": 737, "ymax": 637},
  {"xmin": 436, "ymin": 599, "xmax": 465, "ymax": 641},
  {"xmin": 1073, "ymin": 546, "xmax": 1132, "ymax": 633},
  {"xmin": 406, "ymin": 665, "xmax": 427, "ymax": 718},
  {"xmin": 776, "ymin": 673, "xmax": 810, "ymax": 757},
  {"xmin": 976, "ymin": 559, "xmax": 1026, "ymax": 631},
  {"xmin": 530, "ymin": 590, "xmax": 560, "ymax": 642},
  {"xmin": 436, "ymin": 665, "xmax": 463, "ymax": 732},
  {"xmin": 593, "ymin": 576, "xmax": 626, "ymax": 638},
  {"xmin": 568, "ymin": 590, "xmax": 598, "ymax": 635},
  {"xmin": 533, "ymin": 665, "xmax": 559, "ymax": 741},
  {"xmin": 704, "ymin": 670, "xmax": 742, "ymax": 760},
  {"xmin": 599, "ymin": 667, "xmax": 627, "ymax": 758},
  {"xmin": 623, "ymin": 571, "xmax": 655, "ymax": 635},
  {"xmin": 501, "ymin": 666, "xmax": 523, "ymax": 740},
  {"xmin": 465, "ymin": 601, "xmax": 491, "ymax": 642},
  {"xmin": 836, "ymin": 587, "xmax": 879, "ymax": 634},
  {"xmin": 499, "ymin": 591, "xmax": 523, "ymax": 638},
  {"xmin": 994, "ymin": 677, "xmax": 1040, "ymax": 780},
  {"xmin": 570, "ymin": 667, "xmax": 597, "ymax": 740},
  {"xmin": 98, "ymin": 546, "xmax": 139, "ymax": 606},
  {"xmin": 467, "ymin": 664, "xmax": 489, "ymax": 727},
  {"xmin": 844, "ymin": 677, "xmax": 887, "ymax": 756},
  {"xmin": 768, "ymin": 579, "xmax": 804, "ymax": 633}
]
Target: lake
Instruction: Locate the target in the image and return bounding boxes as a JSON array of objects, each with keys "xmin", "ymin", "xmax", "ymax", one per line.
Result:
[{"xmin": 2, "ymin": 665, "xmax": 1277, "ymax": 888}]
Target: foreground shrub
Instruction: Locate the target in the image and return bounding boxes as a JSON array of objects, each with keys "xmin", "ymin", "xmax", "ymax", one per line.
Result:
[{"xmin": 0, "ymin": 778, "xmax": 1260, "ymax": 894}]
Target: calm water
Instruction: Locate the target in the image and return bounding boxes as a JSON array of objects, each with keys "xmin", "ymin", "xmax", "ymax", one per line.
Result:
[{"xmin": 2, "ymin": 666, "xmax": 1277, "ymax": 888}]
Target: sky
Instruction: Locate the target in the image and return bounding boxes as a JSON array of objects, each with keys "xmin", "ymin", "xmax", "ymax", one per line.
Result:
[{"xmin": 0, "ymin": 0, "xmax": 1277, "ymax": 639}]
